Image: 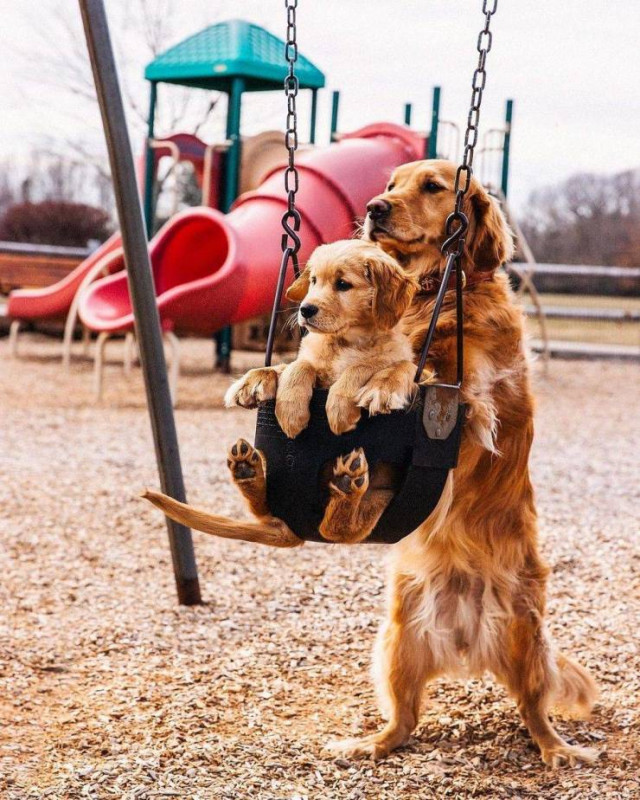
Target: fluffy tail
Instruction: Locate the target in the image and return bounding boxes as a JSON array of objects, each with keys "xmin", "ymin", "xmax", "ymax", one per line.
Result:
[
  {"xmin": 552, "ymin": 653, "xmax": 598, "ymax": 717},
  {"xmin": 140, "ymin": 489, "xmax": 302, "ymax": 548}
]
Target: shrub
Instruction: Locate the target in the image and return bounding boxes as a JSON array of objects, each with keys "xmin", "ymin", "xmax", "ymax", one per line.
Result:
[{"xmin": 0, "ymin": 200, "xmax": 112, "ymax": 247}]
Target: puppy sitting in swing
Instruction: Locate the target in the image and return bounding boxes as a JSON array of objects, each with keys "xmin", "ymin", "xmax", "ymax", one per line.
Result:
[{"xmin": 143, "ymin": 238, "xmax": 422, "ymax": 546}]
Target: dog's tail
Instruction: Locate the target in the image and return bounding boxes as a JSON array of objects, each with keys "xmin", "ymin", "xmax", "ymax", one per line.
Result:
[
  {"xmin": 140, "ymin": 489, "xmax": 302, "ymax": 548},
  {"xmin": 552, "ymin": 652, "xmax": 598, "ymax": 717}
]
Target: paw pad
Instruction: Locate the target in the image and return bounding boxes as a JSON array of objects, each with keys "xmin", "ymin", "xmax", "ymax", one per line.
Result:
[
  {"xmin": 227, "ymin": 439, "xmax": 262, "ymax": 482},
  {"xmin": 331, "ymin": 448, "xmax": 369, "ymax": 495}
]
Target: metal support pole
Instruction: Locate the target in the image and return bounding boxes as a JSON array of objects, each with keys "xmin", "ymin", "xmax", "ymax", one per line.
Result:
[
  {"xmin": 142, "ymin": 81, "xmax": 157, "ymax": 237},
  {"xmin": 309, "ymin": 89, "xmax": 318, "ymax": 144},
  {"xmin": 404, "ymin": 103, "xmax": 412, "ymax": 126},
  {"xmin": 428, "ymin": 86, "xmax": 441, "ymax": 158},
  {"xmin": 501, "ymin": 99, "xmax": 513, "ymax": 198},
  {"xmin": 78, "ymin": 0, "xmax": 201, "ymax": 606},
  {"xmin": 330, "ymin": 90, "xmax": 340, "ymax": 142},
  {"xmin": 216, "ymin": 77, "xmax": 244, "ymax": 373},
  {"xmin": 222, "ymin": 77, "xmax": 244, "ymax": 212}
]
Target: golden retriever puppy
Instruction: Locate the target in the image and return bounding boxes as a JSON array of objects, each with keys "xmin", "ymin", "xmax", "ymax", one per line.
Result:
[{"xmin": 143, "ymin": 239, "xmax": 419, "ymax": 547}]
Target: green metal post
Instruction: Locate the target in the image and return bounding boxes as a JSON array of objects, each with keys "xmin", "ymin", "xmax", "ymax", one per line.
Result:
[
  {"xmin": 330, "ymin": 90, "xmax": 340, "ymax": 142},
  {"xmin": 143, "ymin": 81, "xmax": 157, "ymax": 237},
  {"xmin": 215, "ymin": 77, "xmax": 244, "ymax": 372},
  {"xmin": 404, "ymin": 103, "xmax": 412, "ymax": 126},
  {"xmin": 428, "ymin": 86, "xmax": 441, "ymax": 158},
  {"xmin": 222, "ymin": 77, "xmax": 244, "ymax": 213},
  {"xmin": 501, "ymin": 99, "xmax": 514, "ymax": 198},
  {"xmin": 309, "ymin": 89, "xmax": 318, "ymax": 144}
]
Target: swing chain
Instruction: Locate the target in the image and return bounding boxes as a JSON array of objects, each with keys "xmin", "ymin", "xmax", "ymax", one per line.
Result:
[
  {"xmin": 416, "ymin": 0, "xmax": 499, "ymax": 385},
  {"xmin": 443, "ymin": 0, "xmax": 498, "ymax": 258},
  {"xmin": 281, "ymin": 0, "xmax": 302, "ymax": 277}
]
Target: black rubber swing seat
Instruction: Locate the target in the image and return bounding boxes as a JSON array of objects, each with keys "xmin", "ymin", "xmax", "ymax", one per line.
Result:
[{"xmin": 254, "ymin": 384, "xmax": 465, "ymax": 544}]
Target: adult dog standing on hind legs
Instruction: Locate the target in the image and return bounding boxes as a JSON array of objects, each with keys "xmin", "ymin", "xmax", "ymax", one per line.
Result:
[{"xmin": 144, "ymin": 160, "xmax": 599, "ymax": 769}]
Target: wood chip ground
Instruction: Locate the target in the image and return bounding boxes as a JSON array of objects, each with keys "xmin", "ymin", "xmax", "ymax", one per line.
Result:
[{"xmin": 0, "ymin": 336, "xmax": 638, "ymax": 799}]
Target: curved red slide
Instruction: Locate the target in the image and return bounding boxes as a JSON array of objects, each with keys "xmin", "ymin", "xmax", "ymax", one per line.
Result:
[
  {"xmin": 7, "ymin": 233, "xmax": 122, "ymax": 321},
  {"xmin": 77, "ymin": 123, "xmax": 425, "ymax": 336}
]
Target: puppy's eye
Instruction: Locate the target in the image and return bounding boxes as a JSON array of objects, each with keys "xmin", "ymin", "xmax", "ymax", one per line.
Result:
[
  {"xmin": 423, "ymin": 180, "xmax": 443, "ymax": 194},
  {"xmin": 386, "ymin": 182, "xmax": 395, "ymax": 191},
  {"xmin": 310, "ymin": 276, "xmax": 316, "ymax": 285},
  {"xmin": 335, "ymin": 278, "xmax": 353, "ymax": 292}
]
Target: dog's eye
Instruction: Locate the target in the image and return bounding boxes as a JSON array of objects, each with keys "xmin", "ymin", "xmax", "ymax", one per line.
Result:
[
  {"xmin": 423, "ymin": 180, "xmax": 443, "ymax": 194},
  {"xmin": 386, "ymin": 182, "xmax": 395, "ymax": 192},
  {"xmin": 310, "ymin": 276, "xmax": 316, "ymax": 285},
  {"xmin": 335, "ymin": 278, "xmax": 353, "ymax": 292}
]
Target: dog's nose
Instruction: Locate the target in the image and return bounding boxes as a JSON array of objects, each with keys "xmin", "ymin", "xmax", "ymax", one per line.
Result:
[
  {"xmin": 300, "ymin": 303, "xmax": 318, "ymax": 320},
  {"xmin": 366, "ymin": 198, "xmax": 391, "ymax": 221}
]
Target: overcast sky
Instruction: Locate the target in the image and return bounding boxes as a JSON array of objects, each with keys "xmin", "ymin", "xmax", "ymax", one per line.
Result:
[{"xmin": 1, "ymin": 0, "xmax": 638, "ymax": 211}]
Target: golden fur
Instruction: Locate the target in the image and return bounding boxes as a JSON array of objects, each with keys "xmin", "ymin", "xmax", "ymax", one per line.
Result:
[
  {"xmin": 144, "ymin": 161, "xmax": 598, "ymax": 768},
  {"xmin": 333, "ymin": 160, "xmax": 597, "ymax": 767},
  {"xmin": 143, "ymin": 239, "xmax": 420, "ymax": 546}
]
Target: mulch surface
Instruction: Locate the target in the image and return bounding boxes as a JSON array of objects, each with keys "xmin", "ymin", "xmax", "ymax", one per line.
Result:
[{"xmin": 0, "ymin": 336, "xmax": 638, "ymax": 799}]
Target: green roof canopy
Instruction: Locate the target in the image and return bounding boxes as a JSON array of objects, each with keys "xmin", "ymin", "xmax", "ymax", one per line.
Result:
[{"xmin": 144, "ymin": 19, "xmax": 325, "ymax": 93}]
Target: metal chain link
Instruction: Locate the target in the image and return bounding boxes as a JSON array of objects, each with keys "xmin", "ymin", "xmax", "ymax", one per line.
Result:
[
  {"xmin": 442, "ymin": 0, "xmax": 499, "ymax": 257},
  {"xmin": 281, "ymin": 0, "xmax": 302, "ymax": 277},
  {"xmin": 417, "ymin": 0, "xmax": 499, "ymax": 385}
]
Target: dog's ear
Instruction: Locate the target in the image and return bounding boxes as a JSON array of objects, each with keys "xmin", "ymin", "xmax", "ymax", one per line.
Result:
[
  {"xmin": 285, "ymin": 267, "xmax": 310, "ymax": 303},
  {"xmin": 465, "ymin": 185, "xmax": 515, "ymax": 273},
  {"xmin": 367, "ymin": 255, "xmax": 418, "ymax": 330}
]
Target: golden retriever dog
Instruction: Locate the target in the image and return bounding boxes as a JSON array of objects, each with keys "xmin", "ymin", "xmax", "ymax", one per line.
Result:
[
  {"xmin": 144, "ymin": 238, "xmax": 420, "ymax": 547},
  {"xmin": 145, "ymin": 161, "xmax": 598, "ymax": 769},
  {"xmin": 335, "ymin": 159, "xmax": 596, "ymax": 767}
]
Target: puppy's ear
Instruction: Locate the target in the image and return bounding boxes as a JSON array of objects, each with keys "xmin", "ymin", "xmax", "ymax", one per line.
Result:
[
  {"xmin": 465, "ymin": 185, "xmax": 515, "ymax": 273},
  {"xmin": 285, "ymin": 267, "xmax": 310, "ymax": 303},
  {"xmin": 367, "ymin": 256, "xmax": 418, "ymax": 330}
]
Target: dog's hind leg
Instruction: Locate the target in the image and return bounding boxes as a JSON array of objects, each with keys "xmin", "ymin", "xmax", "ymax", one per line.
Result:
[
  {"xmin": 498, "ymin": 614, "xmax": 598, "ymax": 767},
  {"xmin": 227, "ymin": 438, "xmax": 270, "ymax": 518},
  {"xmin": 319, "ymin": 449, "xmax": 393, "ymax": 544},
  {"xmin": 326, "ymin": 571, "xmax": 438, "ymax": 760}
]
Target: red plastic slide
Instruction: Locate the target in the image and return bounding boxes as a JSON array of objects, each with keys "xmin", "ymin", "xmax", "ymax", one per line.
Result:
[
  {"xmin": 7, "ymin": 233, "xmax": 122, "ymax": 321},
  {"xmin": 74, "ymin": 123, "xmax": 425, "ymax": 336}
]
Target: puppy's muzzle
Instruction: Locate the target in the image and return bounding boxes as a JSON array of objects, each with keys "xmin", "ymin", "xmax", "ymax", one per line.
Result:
[{"xmin": 300, "ymin": 303, "xmax": 319, "ymax": 320}]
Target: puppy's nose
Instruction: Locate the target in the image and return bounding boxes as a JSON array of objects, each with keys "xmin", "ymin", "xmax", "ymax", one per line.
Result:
[
  {"xmin": 300, "ymin": 303, "xmax": 318, "ymax": 320},
  {"xmin": 366, "ymin": 198, "xmax": 391, "ymax": 221}
]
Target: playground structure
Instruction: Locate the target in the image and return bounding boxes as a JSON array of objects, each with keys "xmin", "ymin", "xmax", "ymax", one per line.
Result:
[{"xmin": 6, "ymin": 17, "xmax": 521, "ymax": 399}]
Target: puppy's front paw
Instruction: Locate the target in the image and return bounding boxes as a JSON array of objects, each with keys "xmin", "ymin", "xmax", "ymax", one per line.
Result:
[
  {"xmin": 275, "ymin": 397, "xmax": 311, "ymax": 439},
  {"xmin": 224, "ymin": 368, "xmax": 278, "ymax": 409},
  {"xmin": 326, "ymin": 393, "xmax": 361, "ymax": 435},
  {"xmin": 355, "ymin": 381, "xmax": 416, "ymax": 416}
]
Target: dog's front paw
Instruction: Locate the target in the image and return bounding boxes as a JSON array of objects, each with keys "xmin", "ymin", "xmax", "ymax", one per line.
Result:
[
  {"xmin": 224, "ymin": 368, "xmax": 278, "ymax": 409},
  {"xmin": 326, "ymin": 392, "xmax": 361, "ymax": 435},
  {"xmin": 355, "ymin": 380, "xmax": 416, "ymax": 416},
  {"xmin": 275, "ymin": 397, "xmax": 311, "ymax": 439}
]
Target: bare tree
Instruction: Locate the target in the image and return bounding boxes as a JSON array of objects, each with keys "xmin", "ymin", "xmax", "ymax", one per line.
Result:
[
  {"xmin": 520, "ymin": 169, "xmax": 640, "ymax": 267},
  {"xmin": 16, "ymin": 0, "xmax": 228, "ymax": 210}
]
